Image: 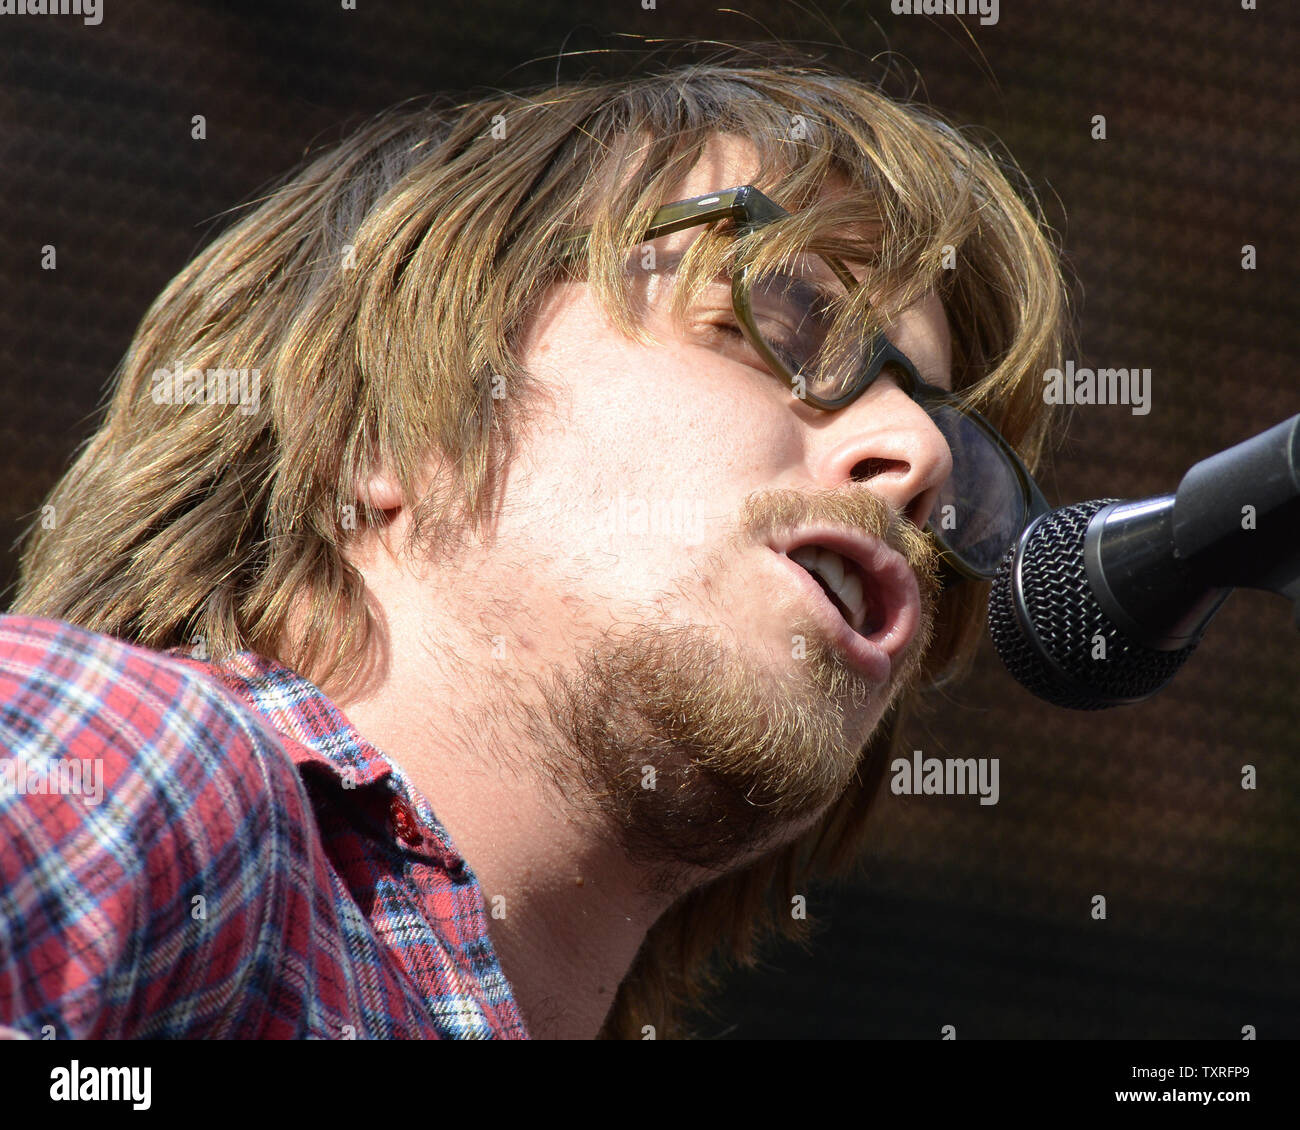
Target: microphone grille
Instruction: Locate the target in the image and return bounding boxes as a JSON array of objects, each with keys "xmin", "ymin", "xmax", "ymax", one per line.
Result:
[{"xmin": 988, "ymin": 499, "xmax": 1198, "ymax": 709}]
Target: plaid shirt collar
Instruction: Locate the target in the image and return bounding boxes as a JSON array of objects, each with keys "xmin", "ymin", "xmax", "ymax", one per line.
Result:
[{"xmin": 172, "ymin": 645, "xmax": 467, "ymax": 873}]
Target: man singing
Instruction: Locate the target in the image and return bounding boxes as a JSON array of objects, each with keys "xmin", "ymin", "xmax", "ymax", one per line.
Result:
[{"xmin": 1, "ymin": 52, "xmax": 1067, "ymax": 1039}]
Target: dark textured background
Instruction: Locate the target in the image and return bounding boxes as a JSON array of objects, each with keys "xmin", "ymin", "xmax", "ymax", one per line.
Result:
[{"xmin": 1, "ymin": 0, "xmax": 1297, "ymax": 1038}]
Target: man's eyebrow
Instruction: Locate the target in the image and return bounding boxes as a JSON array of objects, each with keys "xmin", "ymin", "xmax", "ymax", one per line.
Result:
[
  {"xmin": 627, "ymin": 248, "xmax": 690, "ymax": 275},
  {"xmin": 622, "ymin": 246, "xmax": 839, "ymax": 289},
  {"xmin": 623, "ymin": 247, "xmax": 723, "ymax": 275},
  {"xmin": 772, "ymin": 274, "xmax": 838, "ymax": 306}
]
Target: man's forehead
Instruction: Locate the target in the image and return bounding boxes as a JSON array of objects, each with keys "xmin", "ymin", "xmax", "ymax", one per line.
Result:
[
  {"xmin": 664, "ymin": 132, "xmax": 763, "ymax": 200},
  {"xmin": 661, "ymin": 131, "xmax": 861, "ymax": 215}
]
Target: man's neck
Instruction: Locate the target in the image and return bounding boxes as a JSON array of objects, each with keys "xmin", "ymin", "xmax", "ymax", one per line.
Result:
[{"xmin": 336, "ymin": 660, "xmax": 678, "ymax": 1040}]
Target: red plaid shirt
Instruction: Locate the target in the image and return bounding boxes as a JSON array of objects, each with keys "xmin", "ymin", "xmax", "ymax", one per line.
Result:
[{"xmin": 0, "ymin": 615, "xmax": 529, "ymax": 1039}]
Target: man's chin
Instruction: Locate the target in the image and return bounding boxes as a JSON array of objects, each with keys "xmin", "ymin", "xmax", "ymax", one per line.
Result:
[{"xmin": 532, "ymin": 617, "xmax": 900, "ymax": 886}]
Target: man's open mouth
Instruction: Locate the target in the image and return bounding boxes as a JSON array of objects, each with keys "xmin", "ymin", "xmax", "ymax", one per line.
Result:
[
  {"xmin": 786, "ymin": 544, "xmax": 883, "ymax": 637},
  {"xmin": 767, "ymin": 527, "xmax": 922, "ymax": 678}
]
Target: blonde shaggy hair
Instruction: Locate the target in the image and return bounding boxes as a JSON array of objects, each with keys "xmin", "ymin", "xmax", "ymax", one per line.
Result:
[{"xmin": 14, "ymin": 49, "xmax": 1070, "ymax": 1038}]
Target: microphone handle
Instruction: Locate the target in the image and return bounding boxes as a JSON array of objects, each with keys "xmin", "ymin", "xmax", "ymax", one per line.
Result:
[
  {"xmin": 1085, "ymin": 496, "xmax": 1231, "ymax": 652},
  {"xmin": 1174, "ymin": 413, "xmax": 1300, "ymax": 620},
  {"xmin": 1089, "ymin": 414, "xmax": 1300, "ymax": 644}
]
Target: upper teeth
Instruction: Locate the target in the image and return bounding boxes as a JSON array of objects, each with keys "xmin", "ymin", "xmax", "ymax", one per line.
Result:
[{"xmin": 790, "ymin": 546, "xmax": 867, "ymax": 632}]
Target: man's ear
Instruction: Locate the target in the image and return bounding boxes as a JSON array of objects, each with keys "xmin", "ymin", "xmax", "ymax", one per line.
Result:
[
  {"xmin": 340, "ymin": 470, "xmax": 406, "ymax": 571},
  {"xmin": 362, "ymin": 470, "xmax": 404, "ymax": 516}
]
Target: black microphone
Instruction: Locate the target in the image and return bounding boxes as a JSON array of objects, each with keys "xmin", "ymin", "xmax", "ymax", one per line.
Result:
[{"xmin": 988, "ymin": 414, "xmax": 1300, "ymax": 709}]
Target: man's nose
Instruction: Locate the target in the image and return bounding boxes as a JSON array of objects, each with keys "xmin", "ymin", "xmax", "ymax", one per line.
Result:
[{"xmin": 813, "ymin": 377, "xmax": 955, "ymax": 531}]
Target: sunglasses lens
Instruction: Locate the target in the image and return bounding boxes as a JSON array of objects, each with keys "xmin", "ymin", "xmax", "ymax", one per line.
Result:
[
  {"xmin": 926, "ymin": 404, "xmax": 1031, "ymax": 577},
  {"xmin": 740, "ymin": 259, "xmax": 867, "ymax": 403}
]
